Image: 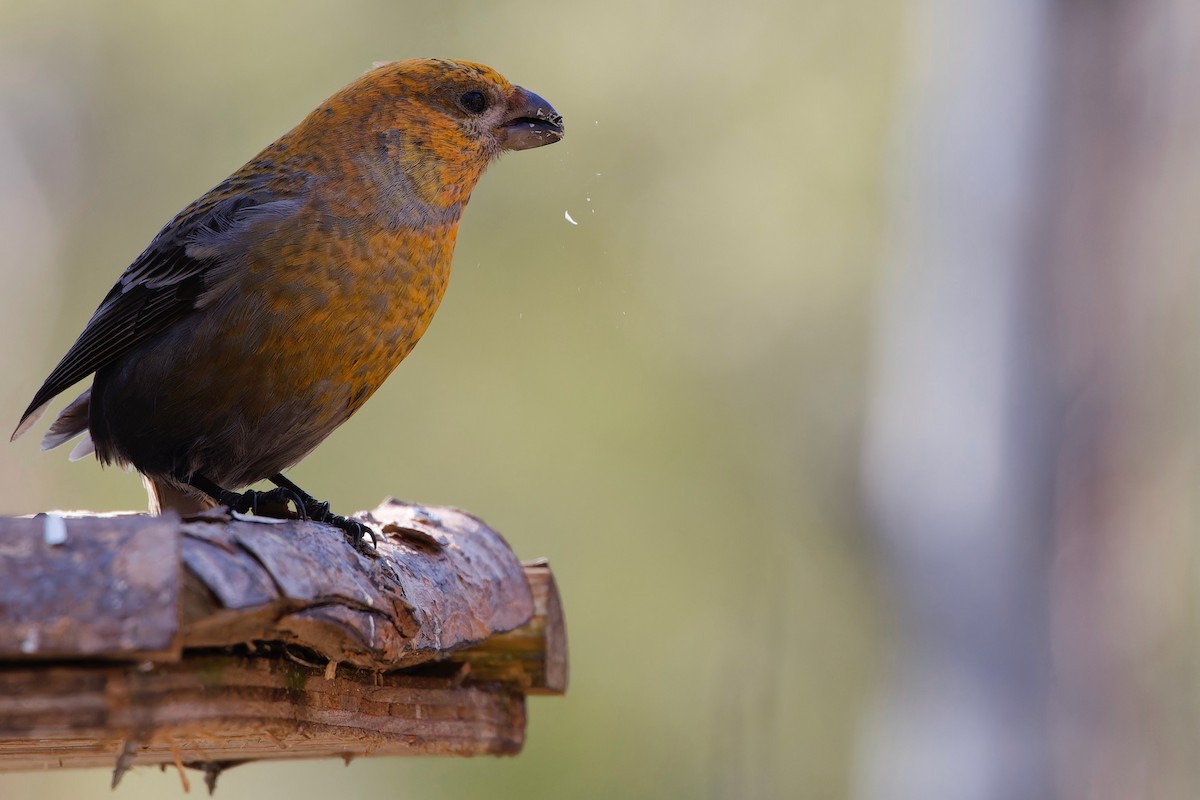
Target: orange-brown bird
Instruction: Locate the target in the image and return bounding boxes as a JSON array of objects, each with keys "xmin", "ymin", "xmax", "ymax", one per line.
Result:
[{"xmin": 11, "ymin": 58, "xmax": 563, "ymax": 545}]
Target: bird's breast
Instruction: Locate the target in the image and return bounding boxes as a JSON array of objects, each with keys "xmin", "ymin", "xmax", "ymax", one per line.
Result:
[{"xmin": 225, "ymin": 218, "xmax": 459, "ymax": 426}]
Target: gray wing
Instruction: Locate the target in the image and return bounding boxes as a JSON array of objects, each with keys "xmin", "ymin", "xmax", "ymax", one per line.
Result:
[{"xmin": 12, "ymin": 188, "xmax": 302, "ymax": 441}]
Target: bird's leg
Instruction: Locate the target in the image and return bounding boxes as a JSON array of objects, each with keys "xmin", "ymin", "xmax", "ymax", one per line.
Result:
[
  {"xmin": 269, "ymin": 473, "xmax": 329, "ymax": 522},
  {"xmin": 183, "ymin": 473, "xmax": 306, "ymax": 520},
  {"xmin": 269, "ymin": 473, "xmax": 378, "ymax": 552}
]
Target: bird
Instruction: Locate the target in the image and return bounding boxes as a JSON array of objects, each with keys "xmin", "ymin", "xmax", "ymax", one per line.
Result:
[{"xmin": 11, "ymin": 58, "xmax": 564, "ymax": 547}]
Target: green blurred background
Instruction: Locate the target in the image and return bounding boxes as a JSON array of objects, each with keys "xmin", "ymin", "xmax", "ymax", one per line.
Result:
[{"xmin": 0, "ymin": 0, "xmax": 899, "ymax": 797}]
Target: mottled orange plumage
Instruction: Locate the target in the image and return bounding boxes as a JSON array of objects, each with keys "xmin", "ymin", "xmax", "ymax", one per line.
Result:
[{"xmin": 12, "ymin": 58, "xmax": 563, "ymax": 536}]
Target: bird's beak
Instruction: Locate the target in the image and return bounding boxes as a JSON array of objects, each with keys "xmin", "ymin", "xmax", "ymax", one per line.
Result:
[{"xmin": 498, "ymin": 86, "xmax": 564, "ymax": 151}]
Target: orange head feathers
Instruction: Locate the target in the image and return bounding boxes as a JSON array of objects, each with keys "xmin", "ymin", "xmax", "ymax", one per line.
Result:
[{"xmin": 285, "ymin": 59, "xmax": 564, "ymax": 209}]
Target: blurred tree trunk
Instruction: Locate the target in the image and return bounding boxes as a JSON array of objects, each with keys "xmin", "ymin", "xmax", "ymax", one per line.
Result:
[
  {"xmin": 1047, "ymin": 1, "xmax": 1200, "ymax": 797},
  {"xmin": 860, "ymin": 0, "xmax": 1200, "ymax": 798},
  {"xmin": 858, "ymin": 1, "xmax": 1055, "ymax": 798}
]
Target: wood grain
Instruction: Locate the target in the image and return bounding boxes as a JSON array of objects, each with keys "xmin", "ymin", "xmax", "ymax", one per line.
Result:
[{"xmin": 0, "ymin": 499, "xmax": 566, "ymax": 777}]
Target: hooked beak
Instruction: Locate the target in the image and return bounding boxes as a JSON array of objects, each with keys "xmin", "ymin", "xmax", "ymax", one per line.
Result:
[{"xmin": 498, "ymin": 86, "xmax": 564, "ymax": 151}]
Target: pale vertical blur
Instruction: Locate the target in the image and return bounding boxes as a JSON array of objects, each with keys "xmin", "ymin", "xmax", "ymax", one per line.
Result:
[
  {"xmin": 1044, "ymin": 1, "xmax": 1200, "ymax": 796},
  {"xmin": 860, "ymin": 1, "xmax": 1200, "ymax": 799},
  {"xmin": 859, "ymin": 1, "xmax": 1055, "ymax": 797},
  {"xmin": 1, "ymin": 1, "xmax": 1196, "ymax": 799}
]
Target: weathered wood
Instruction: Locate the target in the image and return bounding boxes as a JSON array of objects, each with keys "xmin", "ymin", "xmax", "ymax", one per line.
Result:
[
  {"xmin": 449, "ymin": 561, "xmax": 568, "ymax": 694},
  {"xmin": 0, "ymin": 499, "xmax": 535, "ymax": 670},
  {"xmin": 0, "ymin": 499, "xmax": 566, "ymax": 776},
  {"xmin": 0, "ymin": 656, "xmax": 525, "ymax": 772},
  {"xmin": 0, "ymin": 514, "xmax": 181, "ymax": 660}
]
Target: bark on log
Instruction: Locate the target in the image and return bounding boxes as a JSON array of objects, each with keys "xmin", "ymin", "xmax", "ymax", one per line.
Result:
[{"xmin": 0, "ymin": 499, "xmax": 567, "ymax": 782}]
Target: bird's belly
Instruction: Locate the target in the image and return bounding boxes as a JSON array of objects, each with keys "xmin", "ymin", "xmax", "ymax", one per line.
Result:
[{"xmin": 92, "ymin": 233, "xmax": 453, "ymax": 488}]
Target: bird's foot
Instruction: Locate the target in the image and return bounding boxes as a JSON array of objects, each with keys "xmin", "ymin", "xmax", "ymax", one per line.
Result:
[
  {"xmin": 187, "ymin": 472, "xmax": 376, "ymax": 554},
  {"xmin": 224, "ymin": 488, "xmax": 377, "ymax": 553},
  {"xmin": 218, "ymin": 487, "xmax": 306, "ymax": 520},
  {"xmin": 320, "ymin": 509, "xmax": 379, "ymax": 555},
  {"xmin": 269, "ymin": 479, "xmax": 378, "ymax": 554}
]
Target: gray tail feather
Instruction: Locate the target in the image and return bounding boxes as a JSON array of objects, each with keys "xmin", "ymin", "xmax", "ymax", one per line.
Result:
[
  {"xmin": 68, "ymin": 434, "xmax": 95, "ymax": 461},
  {"xmin": 40, "ymin": 388, "xmax": 91, "ymax": 451}
]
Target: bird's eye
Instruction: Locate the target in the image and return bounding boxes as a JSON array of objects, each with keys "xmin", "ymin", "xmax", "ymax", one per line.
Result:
[{"xmin": 460, "ymin": 91, "xmax": 488, "ymax": 114}]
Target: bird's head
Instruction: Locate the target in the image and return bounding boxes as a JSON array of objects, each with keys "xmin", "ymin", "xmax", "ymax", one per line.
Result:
[{"xmin": 299, "ymin": 58, "xmax": 563, "ymax": 209}]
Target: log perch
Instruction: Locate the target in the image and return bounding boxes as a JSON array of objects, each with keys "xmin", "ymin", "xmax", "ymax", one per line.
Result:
[{"xmin": 0, "ymin": 499, "xmax": 567, "ymax": 784}]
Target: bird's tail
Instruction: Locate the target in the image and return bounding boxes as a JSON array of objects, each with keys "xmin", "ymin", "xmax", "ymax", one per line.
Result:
[
  {"xmin": 144, "ymin": 476, "xmax": 218, "ymax": 515},
  {"xmin": 28, "ymin": 388, "xmax": 93, "ymax": 456}
]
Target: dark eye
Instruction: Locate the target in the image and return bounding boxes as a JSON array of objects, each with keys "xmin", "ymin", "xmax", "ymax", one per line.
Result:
[{"xmin": 460, "ymin": 91, "xmax": 488, "ymax": 114}]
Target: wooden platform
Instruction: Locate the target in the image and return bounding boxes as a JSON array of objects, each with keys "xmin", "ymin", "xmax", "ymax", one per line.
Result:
[{"xmin": 0, "ymin": 499, "xmax": 566, "ymax": 788}]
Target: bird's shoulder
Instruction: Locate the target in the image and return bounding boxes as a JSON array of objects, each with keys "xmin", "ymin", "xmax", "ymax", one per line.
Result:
[{"xmin": 14, "ymin": 161, "xmax": 316, "ymax": 434}]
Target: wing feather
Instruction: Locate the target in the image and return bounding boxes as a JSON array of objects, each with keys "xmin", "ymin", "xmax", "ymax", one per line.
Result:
[{"xmin": 12, "ymin": 184, "xmax": 305, "ymax": 441}]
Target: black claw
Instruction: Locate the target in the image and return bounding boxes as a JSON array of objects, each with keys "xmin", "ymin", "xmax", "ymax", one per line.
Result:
[
  {"xmin": 326, "ymin": 512, "xmax": 379, "ymax": 554},
  {"xmin": 279, "ymin": 487, "xmax": 309, "ymax": 520},
  {"xmin": 301, "ymin": 497, "xmax": 331, "ymax": 523}
]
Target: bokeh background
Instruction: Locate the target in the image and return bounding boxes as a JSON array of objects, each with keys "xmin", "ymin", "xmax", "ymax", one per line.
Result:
[{"xmin": 1, "ymin": 1, "xmax": 1197, "ymax": 798}]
